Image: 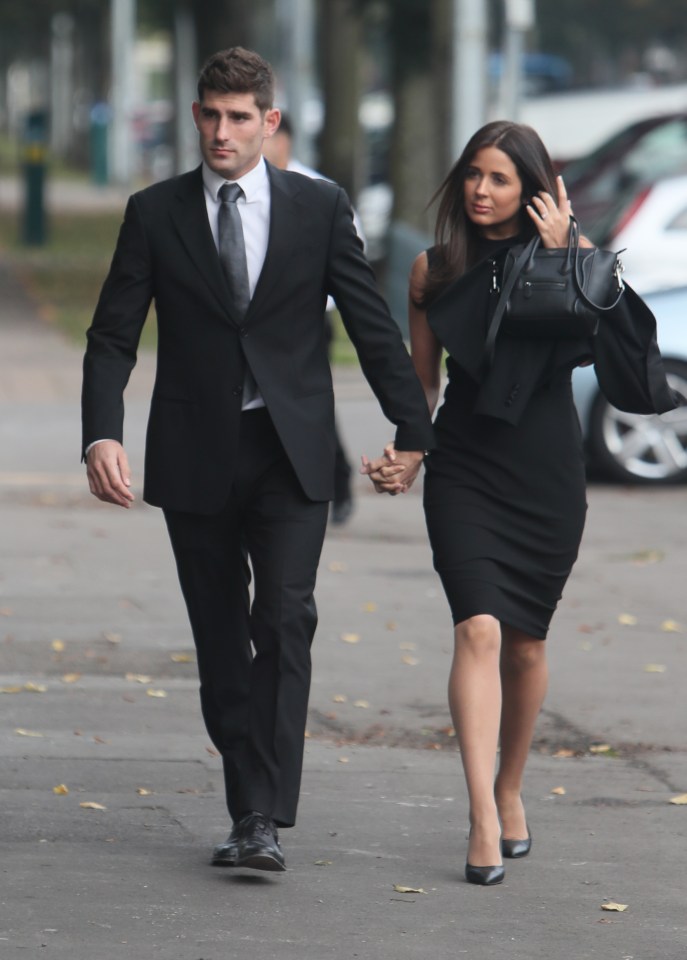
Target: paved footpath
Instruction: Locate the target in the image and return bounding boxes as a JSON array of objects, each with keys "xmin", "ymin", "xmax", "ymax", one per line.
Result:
[{"xmin": 1, "ymin": 252, "xmax": 686, "ymax": 960}]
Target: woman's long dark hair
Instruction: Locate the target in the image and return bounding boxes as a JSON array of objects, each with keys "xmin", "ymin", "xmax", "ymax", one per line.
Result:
[{"xmin": 421, "ymin": 120, "xmax": 559, "ymax": 306}]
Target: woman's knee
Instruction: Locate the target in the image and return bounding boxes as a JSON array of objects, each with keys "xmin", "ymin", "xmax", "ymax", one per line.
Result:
[
  {"xmin": 501, "ymin": 635, "xmax": 546, "ymax": 673},
  {"xmin": 455, "ymin": 614, "xmax": 501, "ymax": 654}
]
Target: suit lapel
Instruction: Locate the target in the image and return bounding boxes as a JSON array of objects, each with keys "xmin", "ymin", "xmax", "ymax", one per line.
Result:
[
  {"xmin": 168, "ymin": 167, "xmax": 242, "ymax": 328},
  {"xmin": 246, "ymin": 163, "xmax": 301, "ymax": 319}
]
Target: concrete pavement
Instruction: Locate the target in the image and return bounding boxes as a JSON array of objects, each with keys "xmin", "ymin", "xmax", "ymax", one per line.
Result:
[{"xmin": 1, "ymin": 253, "xmax": 687, "ymax": 959}]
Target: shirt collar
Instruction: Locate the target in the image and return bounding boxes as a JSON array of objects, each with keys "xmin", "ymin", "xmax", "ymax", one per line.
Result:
[{"xmin": 202, "ymin": 156, "xmax": 269, "ymax": 202}]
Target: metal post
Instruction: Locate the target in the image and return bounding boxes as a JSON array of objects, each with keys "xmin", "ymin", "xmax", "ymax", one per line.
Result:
[
  {"xmin": 173, "ymin": 4, "xmax": 198, "ymax": 175},
  {"xmin": 452, "ymin": 0, "xmax": 488, "ymax": 158},
  {"xmin": 50, "ymin": 13, "xmax": 75, "ymax": 157},
  {"xmin": 500, "ymin": 0, "xmax": 535, "ymax": 120},
  {"xmin": 276, "ymin": 0, "xmax": 316, "ymax": 166},
  {"xmin": 110, "ymin": 0, "xmax": 136, "ymax": 185}
]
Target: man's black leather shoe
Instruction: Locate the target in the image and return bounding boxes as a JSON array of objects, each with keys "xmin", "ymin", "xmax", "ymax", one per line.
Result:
[
  {"xmin": 235, "ymin": 812, "xmax": 286, "ymax": 872},
  {"xmin": 211, "ymin": 821, "xmax": 242, "ymax": 866}
]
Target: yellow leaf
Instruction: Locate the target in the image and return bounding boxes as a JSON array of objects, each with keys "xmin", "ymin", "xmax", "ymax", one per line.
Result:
[
  {"xmin": 338, "ymin": 756, "xmax": 350, "ymax": 763},
  {"xmin": 393, "ymin": 884, "xmax": 428, "ymax": 895},
  {"xmin": 1, "ymin": 685, "xmax": 23, "ymax": 694},
  {"xmin": 52, "ymin": 784, "xmax": 69, "ymax": 795},
  {"xmin": 79, "ymin": 801, "xmax": 107, "ymax": 811},
  {"xmin": 340, "ymin": 633, "xmax": 361, "ymax": 644},
  {"xmin": 136, "ymin": 788, "xmax": 153, "ymax": 796},
  {"xmin": 170, "ymin": 652, "xmax": 195, "ymax": 663},
  {"xmin": 314, "ymin": 859, "xmax": 333, "ymax": 866},
  {"xmin": 23, "ymin": 682, "xmax": 47, "ymax": 693},
  {"xmin": 362, "ymin": 602, "xmax": 377, "ymax": 613},
  {"xmin": 618, "ymin": 613, "xmax": 637, "ymax": 626},
  {"xmin": 14, "ymin": 728, "xmax": 43, "ymax": 737},
  {"xmin": 553, "ymin": 748, "xmax": 575, "ymax": 758},
  {"xmin": 644, "ymin": 663, "xmax": 666, "ymax": 673},
  {"xmin": 328, "ymin": 561, "xmax": 348, "ymax": 572},
  {"xmin": 353, "ymin": 700, "xmax": 370, "ymax": 709},
  {"xmin": 399, "ymin": 641, "xmax": 416, "ymax": 651},
  {"xmin": 304, "ymin": 730, "xmax": 311, "ymax": 739},
  {"xmin": 51, "ymin": 639, "xmax": 65, "ymax": 652},
  {"xmin": 551, "ymin": 786, "xmax": 566, "ymax": 795},
  {"xmin": 61, "ymin": 673, "xmax": 81, "ymax": 683},
  {"xmin": 332, "ymin": 694, "xmax": 348, "ymax": 703},
  {"xmin": 126, "ymin": 673, "xmax": 152, "ymax": 684},
  {"xmin": 601, "ymin": 902, "xmax": 628, "ymax": 912},
  {"xmin": 628, "ymin": 549, "xmax": 663, "ymax": 566},
  {"xmin": 104, "ymin": 632, "xmax": 122, "ymax": 644},
  {"xmin": 146, "ymin": 689, "xmax": 168, "ymax": 698},
  {"xmin": 661, "ymin": 620, "xmax": 682, "ymax": 633},
  {"xmin": 669, "ymin": 793, "xmax": 687, "ymax": 805},
  {"xmin": 401, "ymin": 655, "xmax": 419, "ymax": 666},
  {"xmin": 589, "ymin": 743, "xmax": 612, "ymax": 754}
]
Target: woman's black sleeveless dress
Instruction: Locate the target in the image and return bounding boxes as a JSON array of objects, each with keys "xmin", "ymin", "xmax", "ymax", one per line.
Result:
[{"xmin": 423, "ymin": 239, "xmax": 588, "ymax": 638}]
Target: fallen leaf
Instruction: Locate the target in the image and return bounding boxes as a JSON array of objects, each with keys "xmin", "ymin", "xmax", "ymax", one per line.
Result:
[
  {"xmin": 61, "ymin": 673, "xmax": 81, "ymax": 683},
  {"xmin": 332, "ymin": 694, "xmax": 348, "ymax": 703},
  {"xmin": 338, "ymin": 756, "xmax": 350, "ymax": 763},
  {"xmin": 328, "ymin": 561, "xmax": 348, "ymax": 572},
  {"xmin": 1, "ymin": 685, "xmax": 23, "ymax": 694},
  {"xmin": 205, "ymin": 746, "xmax": 220, "ymax": 757},
  {"xmin": 125, "ymin": 673, "xmax": 151, "ymax": 684},
  {"xmin": 14, "ymin": 728, "xmax": 44, "ymax": 737},
  {"xmin": 589, "ymin": 744, "xmax": 612, "ymax": 754},
  {"xmin": 644, "ymin": 663, "xmax": 666, "ymax": 673},
  {"xmin": 53, "ymin": 784, "xmax": 69, "ymax": 795},
  {"xmin": 136, "ymin": 788, "xmax": 153, "ymax": 796},
  {"xmin": 628, "ymin": 549, "xmax": 663, "ymax": 566},
  {"xmin": 441, "ymin": 726, "xmax": 456, "ymax": 737},
  {"xmin": 51, "ymin": 639, "xmax": 65, "ymax": 652},
  {"xmin": 93, "ymin": 736, "xmax": 108, "ymax": 744},
  {"xmin": 304, "ymin": 730, "xmax": 311, "ymax": 739},
  {"xmin": 362, "ymin": 602, "xmax": 377, "ymax": 613},
  {"xmin": 146, "ymin": 689, "xmax": 168, "ymax": 698},
  {"xmin": 353, "ymin": 700, "xmax": 370, "ymax": 709},
  {"xmin": 393, "ymin": 884, "xmax": 427, "ymax": 895},
  {"xmin": 170, "ymin": 652, "xmax": 195, "ymax": 663},
  {"xmin": 23, "ymin": 682, "xmax": 48, "ymax": 693},
  {"xmin": 401, "ymin": 655, "xmax": 419, "ymax": 666},
  {"xmin": 553, "ymin": 748, "xmax": 575, "ymax": 758},
  {"xmin": 551, "ymin": 786, "xmax": 566, "ymax": 795},
  {"xmin": 340, "ymin": 633, "xmax": 361, "ymax": 644},
  {"xmin": 661, "ymin": 620, "xmax": 682, "ymax": 633},
  {"xmin": 669, "ymin": 793, "xmax": 687, "ymax": 805},
  {"xmin": 104, "ymin": 632, "xmax": 122, "ymax": 644},
  {"xmin": 0, "ymin": 607, "xmax": 13, "ymax": 616},
  {"xmin": 578, "ymin": 624, "xmax": 594, "ymax": 633},
  {"xmin": 386, "ymin": 620, "xmax": 397, "ymax": 631},
  {"xmin": 618, "ymin": 613, "xmax": 637, "ymax": 626},
  {"xmin": 579, "ymin": 640, "xmax": 593, "ymax": 651},
  {"xmin": 601, "ymin": 902, "xmax": 628, "ymax": 912},
  {"xmin": 314, "ymin": 859, "xmax": 332, "ymax": 866},
  {"xmin": 79, "ymin": 801, "xmax": 107, "ymax": 811}
]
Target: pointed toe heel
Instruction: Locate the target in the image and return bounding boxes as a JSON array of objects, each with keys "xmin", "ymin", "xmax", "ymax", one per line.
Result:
[
  {"xmin": 501, "ymin": 831, "xmax": 532, "ymax": 859},
  {"xmin": 465, "ymin": 862, "xmax": 505, "ymax": 886}
]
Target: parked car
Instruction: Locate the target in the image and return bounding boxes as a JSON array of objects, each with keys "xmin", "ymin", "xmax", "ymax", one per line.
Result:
[
  {"xmin": 573, "ymin": 286, "xmax": 687, "ymax": 484},
  {"xmin": 562, "ymin": 113, "xmax": 687, "ymax": 235},
  {"xmin": 587, "ymin": 174, "xmax": 687, "ymax": 292}
]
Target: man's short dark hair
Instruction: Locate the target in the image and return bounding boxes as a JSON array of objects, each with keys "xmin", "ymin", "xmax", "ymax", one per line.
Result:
[
  {"xmin": 197, "ymin": 47, "xmax": 275, "ymax": 112},
  {"xmin": 276, "ymin": 112, "xmax": 293, "ymax": 139}
]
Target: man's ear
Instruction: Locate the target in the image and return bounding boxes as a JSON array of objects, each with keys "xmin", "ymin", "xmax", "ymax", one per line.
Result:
[
  {"xmin": 191, "ymin": 100, "xmax": 201, "ymax": 130},
  {"xmin": 263, "ymin": 107, "xmax": 281, "ymax": 140}
]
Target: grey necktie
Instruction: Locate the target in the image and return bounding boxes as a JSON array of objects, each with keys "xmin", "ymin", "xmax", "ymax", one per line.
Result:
[{"xmin": 218, "ymin": 182, "xmax": 257, "ymax": 404}]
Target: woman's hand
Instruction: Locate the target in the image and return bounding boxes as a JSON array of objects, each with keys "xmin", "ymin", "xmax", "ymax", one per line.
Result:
[{"xmin": 525, "ymin": 175, "xmax": 573, "ymax": 249}]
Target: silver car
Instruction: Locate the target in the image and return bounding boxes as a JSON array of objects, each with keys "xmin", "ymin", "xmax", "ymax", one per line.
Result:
[{"xmin": 573, "ymin": 286, "xmax": 687, "ymax": 483}]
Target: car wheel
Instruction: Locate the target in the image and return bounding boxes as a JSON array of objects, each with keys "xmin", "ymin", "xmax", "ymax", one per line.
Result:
[{"xmin": 587, "ymin": 360, "xmax": 687, "ymax": 483}]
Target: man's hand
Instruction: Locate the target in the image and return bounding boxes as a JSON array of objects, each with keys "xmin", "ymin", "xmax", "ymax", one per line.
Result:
[
  {"xmin": 360, "ymin": 443, "xmax": 425, "ymax": 495},
  {"xmin": 86, "ymin": 441, "xmax": 135, "ymax": 508}
]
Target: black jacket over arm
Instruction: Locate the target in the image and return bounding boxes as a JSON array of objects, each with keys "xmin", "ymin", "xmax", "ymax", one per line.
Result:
[{"xmin": 82, "ymin": 163, "xmax": 434, "ymax": 513}]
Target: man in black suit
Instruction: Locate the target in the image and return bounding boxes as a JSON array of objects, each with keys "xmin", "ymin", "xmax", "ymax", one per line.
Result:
[{"xmin": 82, "ymin": 47, "xmax": 433, "ymax": 872}]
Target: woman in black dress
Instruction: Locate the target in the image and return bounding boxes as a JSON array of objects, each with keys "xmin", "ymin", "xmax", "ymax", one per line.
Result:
[{"xmin": 367, "ymin": 121, "xmax": 591, "ymax": 885}]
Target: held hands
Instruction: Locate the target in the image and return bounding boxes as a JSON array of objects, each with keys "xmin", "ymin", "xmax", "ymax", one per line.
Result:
[
  {"xmin": 360, "ymin": 443, "xmax": 425, "ymax": 495},
  {"xmin": 86, "ymin": 440, "xmax": 135, "ymax": 508},
  {"xmin": 526, "ymin": 175, "xmax": 574, "ymax": 249}
]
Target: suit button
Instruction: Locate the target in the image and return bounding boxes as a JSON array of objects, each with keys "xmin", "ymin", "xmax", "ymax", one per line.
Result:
[{"xmin": 239, "ymin": 326, "xmax": 248, "ymax": 337}]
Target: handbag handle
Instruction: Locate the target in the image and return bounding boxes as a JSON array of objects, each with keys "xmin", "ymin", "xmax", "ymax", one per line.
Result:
[{"xmin": 483, "ymin": 218, "xmax": 624, "ymax": 370}]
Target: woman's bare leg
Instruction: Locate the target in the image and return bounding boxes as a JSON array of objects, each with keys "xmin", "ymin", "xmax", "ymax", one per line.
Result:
[
  {"xmin": 495, "ymin": 626, "xmax": 548, "ymax": 840},
  {"xmin": 449, "ymin": 614, "xmax": 503, "ymax": 866}
]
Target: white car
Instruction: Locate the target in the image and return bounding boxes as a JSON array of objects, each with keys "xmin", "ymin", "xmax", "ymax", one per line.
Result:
[{"xmin": 573, "ymin": 285, "xmax": 687, "ymax": 483}]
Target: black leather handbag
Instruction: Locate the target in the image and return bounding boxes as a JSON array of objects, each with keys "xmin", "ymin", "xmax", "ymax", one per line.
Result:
[{"xmin": 484, "ymin": 217, "xmax": 625, "ymax": 368}]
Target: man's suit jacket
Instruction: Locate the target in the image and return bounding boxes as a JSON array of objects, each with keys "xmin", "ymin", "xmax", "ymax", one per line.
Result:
[{"xmin": 82, "ymin": 162, "xmax": 434, "ymax": 514}]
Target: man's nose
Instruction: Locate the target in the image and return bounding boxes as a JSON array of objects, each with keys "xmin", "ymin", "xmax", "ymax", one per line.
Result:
[{"xmin": 216, "ymin": 117, "xmax": 231, "ymax": 141}]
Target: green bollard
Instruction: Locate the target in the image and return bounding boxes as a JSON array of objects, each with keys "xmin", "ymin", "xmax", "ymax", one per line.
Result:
[{"xmin": 22, "ymin": 110, "xmax": 48, "ymax": 246}]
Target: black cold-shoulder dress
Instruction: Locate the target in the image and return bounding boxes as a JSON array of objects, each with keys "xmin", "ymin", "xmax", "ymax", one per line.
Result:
[{"xmin": 423, "ymin": 239, "xmax": 588, "ymax": 639}]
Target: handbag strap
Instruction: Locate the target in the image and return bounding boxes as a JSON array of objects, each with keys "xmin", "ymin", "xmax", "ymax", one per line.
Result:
[
  {"xmin": 570, "ymin": 217, "xmax": 625, "ymax": 313},
  {"xmin": 483, "ymin": 237, "xmax": 538, "ymax": 370}
]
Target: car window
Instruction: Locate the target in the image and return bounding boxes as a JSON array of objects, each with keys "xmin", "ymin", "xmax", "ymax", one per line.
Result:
[{"xmin": 621, "ymin": 120, "xmax": 687, "ymax": 180}]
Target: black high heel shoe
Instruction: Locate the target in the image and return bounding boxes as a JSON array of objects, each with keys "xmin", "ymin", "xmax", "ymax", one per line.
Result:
[
  {"xmin": 501, "ymin": 829, "xmax": 532, "ymax": 859},
  {"xmin": 465, "ymin": 862, "xmax": 505, "ymax": 885}
]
